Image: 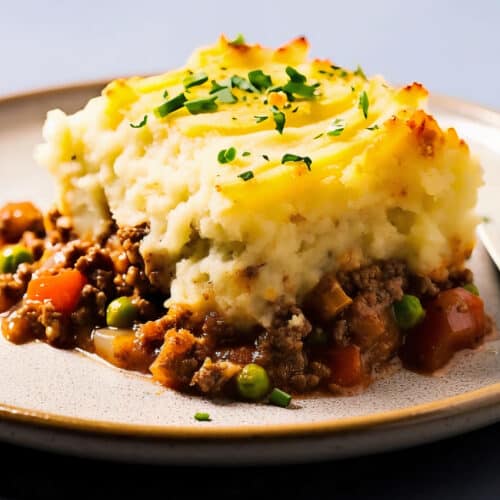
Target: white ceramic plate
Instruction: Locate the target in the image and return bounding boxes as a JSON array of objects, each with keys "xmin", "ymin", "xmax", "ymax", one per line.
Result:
[{"xmin": 0, "ymin": 85, "xmax": 499, "ymax": 465}]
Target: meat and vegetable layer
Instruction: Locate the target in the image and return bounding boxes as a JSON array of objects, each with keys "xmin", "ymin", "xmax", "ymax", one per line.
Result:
[{"xmin": 0, "ymin": 202, "xmax": 489, "ymax": 404}]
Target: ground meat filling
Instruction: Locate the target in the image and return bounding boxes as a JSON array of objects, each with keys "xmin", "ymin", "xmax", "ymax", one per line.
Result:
[{"xmin": 0, "ymin": 206, "xmax": 489, "ymax": 399}]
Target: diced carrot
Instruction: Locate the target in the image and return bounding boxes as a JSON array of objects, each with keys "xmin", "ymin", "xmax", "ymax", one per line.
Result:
[
  {"xmin": 27, "ymin": 269, "xmax": 86, "ymax": 314},
  {"xmin": 328, "ymin": 345, "xmax": 363, "ymax": 387}
]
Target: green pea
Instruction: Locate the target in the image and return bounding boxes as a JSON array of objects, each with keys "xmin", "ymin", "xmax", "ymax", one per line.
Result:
[
  {"xmin": 0, "ymin": 245, "xmax": 33, "ymax": 274},
  {"xmin": 393, "ymin": 294, "xmax": 425, "ymax": 329},
  {"xmin": 236, "ymin": 363, "xmax": 271, "ymax": 401},
  {"xmin": 463, "ymin": 283, "xmax": 479, "ymax": 296},
  {"xmin": 106, "ymin": 297, "xmax": 138, "ymax": 328}
]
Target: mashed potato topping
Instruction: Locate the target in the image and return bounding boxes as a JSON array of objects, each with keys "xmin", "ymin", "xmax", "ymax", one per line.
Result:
[{"xmin": 35, "ymin": 36, "xmax": 482, "ymax": 326}]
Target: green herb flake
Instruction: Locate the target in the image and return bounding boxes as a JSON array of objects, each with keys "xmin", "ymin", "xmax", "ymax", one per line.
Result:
[
  {"xmin": 262, "ymin": 154, "xmax": 270, "ymax": 161},
  {"xmin": 229, "ymin": 33, "xmax": 246, "ymax": 46},
  {"xmin": 248, "ymin": 69, "xmax": 273, "ymax": 92},
  {"xmin": 354, "ymin": 65, "xmax": 367, "ymax": 79},
  {"xmin": 162, "ymin": 90, "xmax": 169, "ymax": 98},
  {"xmin": 327, "ymin": 118, "xmax": 345, "ymax": 137},
  {"xmin": 281, "ymin": 153, "xmax": 312, "ymax": 171},
  {"xmin": 209, "ymin": 80, "xmax": 226, "ymax": 94},
  {"xmin": 359, "ymin": 91, "xmax": 369, "ymax": 119},
  {"xmin": 292, "ymin": 106, "xmax": 299, "ymax": 113},
  {"xmin": 194, "ymin": 412, "xmax": 211, "ymax": 422},
  {"xmin": 154, "ymin": 93, "xmax": 187, "ymax": 117},
  {"xmin": 272, "ymin": 109, "xmax": 286, "ymax": 134},
  {"xmin": 367, "ymin": 124, "xmax": 379, "ymax": 131},
  {"xmin": 330, "ymin": 64, "xmax": 341, "ymax": 70},
  {"xmin": 130, "ymin": 115, "xmax": 148, "ymax": 128},
  {"xmin": 339, "ymin": 70, "xmax": 348, "ymax": 78},
  {"xmin": 285, "ymin": 66, "xmax": 307, "ymax": 83},
  {"xmin": 217, "ymin": 147, "xmax": 237, "ymax": 164},
  {"xmin": 238, "ymin": 170, "xmax": 254, "ymax": 181},
  {"xmin": 254, "ymin": 115, "xmax": 268, "ymax": 123},
  {"xmin": 269, "ymin": 388, "xmax": 292, "ymax": 408},
  {"xmin": 313, "ymin": 133, "xmax": 324, "ymax": 140},
  {"xmin": 213, "ymin": 87, "xmax": 238, "ymax": 104},
  {"xmin": 482, "ymin": 215, "xmax": 492, "ymax": 223},
  {"xmin": 183, "ymin": 72, "xmax": 208, "ymax": 89},
  {"xmin": 184, "ymin": 95, "xmax": 218, "ymax": 115},
  {"xmin": 242, "ymin": 151, "xmax": 251, "ymax": 157},
  {"xmin": 231, "ymin": 75, "xmax": 258, "ymax": 93},
  {"xmin": 282, "ymin": 81, "xmax": 318, "ymax": 99}
]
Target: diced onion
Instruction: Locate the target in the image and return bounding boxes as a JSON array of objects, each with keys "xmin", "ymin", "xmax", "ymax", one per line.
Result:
[{"xmin": 92, "ymin": 327, "xmax": 134, "ymax": 366}]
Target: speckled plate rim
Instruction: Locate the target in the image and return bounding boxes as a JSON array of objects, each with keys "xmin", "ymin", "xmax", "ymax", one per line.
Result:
[{"xmin": 0, "ymin": 83, "xmax": 499, "ymax": 441}]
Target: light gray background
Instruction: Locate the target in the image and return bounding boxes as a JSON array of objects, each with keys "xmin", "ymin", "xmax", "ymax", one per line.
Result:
[{"xmin": 1, "ymin": 0, "xmax": 499, "ymax": 109}]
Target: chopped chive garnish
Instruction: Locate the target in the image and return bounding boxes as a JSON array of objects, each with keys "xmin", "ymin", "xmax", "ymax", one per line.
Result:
[
  {"xmin": 183, "ymin": 72, "xmax": 208, "ymax": 89},
  {"xmin": 231, "ymin": 75, "xmax": 258, "ymax": 93},
  {"xmin": 184, "ymin": 95, "xmax": 218, "ymax": 114},
  {"xmin": 285, "ymin": 66, "xmax": 307, "ymax": 83},
  {"xmin": 242, "ymin": 151, "xmax": 251, "ymax": 157},
  {"xmin": 367, "ymin": 124, "xmax": 379, "ymax": 130},
  {"xmin": 313, "ymin": 133, "xmax": 324, "ymax": 140},
  {"xmin": 254, "ymin": 115, "xmax": 268, "ymax": 123},
  {"xmin": 130, "ymin": 115, "xmax": 148, "ymax": 128},
  {"xmin": 217, "ymin": 147, "xmax": 237, "ymax": 164},
  {"xmin": 262, "ymin": 154, "xmax": 270, "ymax": 161},
  {"xmin": 359, "ymin": 91, "xmax": 369, "ymax": 119},
  {"xmin": 281, "ymin": 153, "xmax": 312, "ymax": 171},
  {"xmin": 248, "ymin": 69, "xmax": 273, "ymax": 92},
  {"xmin": 209, "ymin": 80, "xmax": 238, "ymax": 103},
  {"xmin": 238, "ymin": 170, "xmax": 254, "ymax": 181},
  {"xmin": 213, "ymin": 87, "xmax": 238, "ymax": 103},
  {"xmin": 229, "ymin": 33, "xmax": 246, "ymax": 46},
  {"xmin": 354, "ymin": 65, "xmax": 367, "ymax": 79},
  {"xmin": 327, "ymin": 118, "xmax": 345, "ymax": 136},
  {"xmin": 269, "ymin": 388, "xmax": 292, "ymax": 408},
  {"xmin": 209, "ymin": 80, "xmax": 226, "ymax": 93},
  {"xmin": 272, "ymin": 109, "xmax": 286, "ymax": 134},
  {"xmin": 163, "ymin": 89, "xmax": 169, "ymax": 98},
  {"xmin": 282, "ymin": 81, "xmax": 318, "ymax": 99},
  {"xmin": 194, "ymin": 412, "xmax": 211, "ymax": 421},
  {"xmin": 154, "ymin": 93, "xmax": 187, "ymax": 117}
]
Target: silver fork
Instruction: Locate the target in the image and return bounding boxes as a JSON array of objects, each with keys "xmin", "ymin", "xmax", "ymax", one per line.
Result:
[{"xmin": 479, "ymin": 222, "xmax": 500, "ymax": 270}]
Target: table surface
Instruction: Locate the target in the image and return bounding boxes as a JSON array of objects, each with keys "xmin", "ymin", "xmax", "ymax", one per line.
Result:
[
  {"xmin": 0, "ymin": 423, "xmax": 499, "ymax": 499},
  {"xmin": 1, "ymin": 1, "xmax": 500, "ymax": 497}
]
